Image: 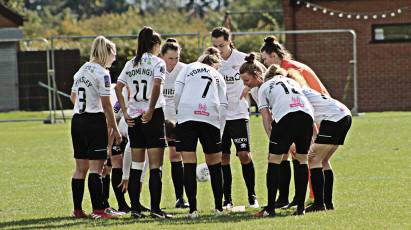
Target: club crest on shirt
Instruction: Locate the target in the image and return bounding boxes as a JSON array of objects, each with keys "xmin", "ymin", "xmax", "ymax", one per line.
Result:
[
  {"xmin": 289, "ymin": 96, "xmax": 305, "ymax": 108},
  {"xmin": 194, "ymin": 103, "xmax": 210, "ymax": 116},
  {"xmin": 104, "ymin": 75, "xmax": 110, "ymax": 87}
]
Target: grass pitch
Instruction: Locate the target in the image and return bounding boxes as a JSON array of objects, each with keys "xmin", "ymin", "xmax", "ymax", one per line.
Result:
[{"xmin": 0, "ymin": 112, "xmax": 410, "ymax": 229}]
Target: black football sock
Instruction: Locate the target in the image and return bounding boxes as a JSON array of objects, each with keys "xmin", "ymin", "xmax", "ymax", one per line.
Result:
[
  {"xmin": 88, "ymin": 173, "xmax": 104, "ymax": 210},
  {"xmin": 297, "ymin": 164, "xmax": 309, "ymax": 209},
  {"xmin": 71, "ymin": 178, "xmax": 85, "ymax": 210},
  {"xmin": 278, "ymin": 160, "xmax": 291, "ymax": 203},
  {"xmin": 221, "ymin": 164, "xmax": 232, "ymax": 202},
  {"xmin": 208, "ymin": 162, "xmax": 223, "ymax": 211},
  {"xmin": 102, "ymin": 174, "xmax": 110, "ymax": 208},
  {"xmin": 183, "ymin": 163, "xmax": 197, "ymax": 213},
  {"xmin": 266, "ymin": 163, "xmax": 280, "ymax": 212},
  {"xmin": 291, "ymin": 159, "xmax": 299, "ymax": 203},
  {"xmin": 310, "ymin": 168, "xmax": 324, "ymax": 206},
  {"xmin": 149, "ymin": 168, "xmax": 162, "ymax": 212},
  {"xmin": 324, "ymin": 169, "xmax": 334, "ymax": 206},
  {"xmin": 111, "ymin": 168, "xmax": 129, "ymax": 210},
  {"xmin": 171, "ymin": 161, "xmax": 184, "ymax": 200},
  {"xmin": 241, "ymin": 161, "xmax": 256, "ymax": 198},
  {"xmin": 128, "ymin": 169, "xmax": 142, "ymax": 212}
]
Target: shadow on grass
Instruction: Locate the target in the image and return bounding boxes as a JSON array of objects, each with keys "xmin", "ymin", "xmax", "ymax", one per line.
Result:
[{"xmin": 0, "ymin": 210, "xmax": 292, "ymax": 229}]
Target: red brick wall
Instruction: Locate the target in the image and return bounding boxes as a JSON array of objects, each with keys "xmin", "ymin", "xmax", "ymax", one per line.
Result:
[
  {"xmin": 283, "ymin": 0, "xmax": 411, "ymax": 112},
  {"xmin": 0, "ymin": 14, "xmax": 17, "ymax": 27}
]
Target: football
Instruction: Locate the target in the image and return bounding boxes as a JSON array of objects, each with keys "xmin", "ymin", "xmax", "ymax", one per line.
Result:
[{"xmin": 196, "ymin": 163, "xmax": 210, "ymax": 182}]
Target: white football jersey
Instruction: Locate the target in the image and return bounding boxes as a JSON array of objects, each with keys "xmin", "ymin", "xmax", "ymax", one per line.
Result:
[
  {"xmin": 258, "ymin": 76, "xmax": 314, "ymax": 122},
  {"xmin": 117, "ymin": 53, "xmax": 166, "ymax": 118},
  {"xmin": 249, "ymin": 87, "xmax": 259, "ymax": 104},
  {"xmin": 163, "ymin": 62, "xmax": 187, "ymax": 122},
  {"xmin": 71, "ymin": 62, "xmax": 111, "ymax": 114},
  {"xmin": 302, "ymin": 87, "xmax": 351, "ymax": 123},
  {"xmin": 175, "ymin": 62, "xmax": 227, "ymax": 128},
  {"xmin": 219, "ymin": 49, "xmax": 249, "ymax": 120}
]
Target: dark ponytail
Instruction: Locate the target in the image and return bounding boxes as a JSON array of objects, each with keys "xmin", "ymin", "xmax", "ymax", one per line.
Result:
[
  {"xmin": 260, "ymin": 36, "xmax": 291, "ymax": 60},
  {"xmin": 134, "ymin": 26, "xmax": 162, "ymax": 66},
  {"xmin": 239, "ymin": 53, "xmax": 266, "ymax": 76}
]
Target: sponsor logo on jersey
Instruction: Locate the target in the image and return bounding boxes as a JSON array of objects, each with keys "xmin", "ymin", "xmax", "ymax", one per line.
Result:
[
  {"xmin": 233, "ymin": 137, "xmax": 248, "ymax": 144},
  {"xmin": 163, "ymin": 88, "xmax": 175, "ymax": 97},
  {"xmin": 104, "ymin": 75, "xmax": 111, "ymax": 87},
  {"xmin": 194, "ymin": 103, "xmax": 210, "ymax": 116},
  {"xmin": 290, "ymin": 96, "xmax": 305, "ymax": 108},
  {"xmin": 224, "ymin": 73, "xmax": 240, "ymax": 84},
  {"xmin": 113, "ymin": 101, "xmax": 121, "ymax": 113}
]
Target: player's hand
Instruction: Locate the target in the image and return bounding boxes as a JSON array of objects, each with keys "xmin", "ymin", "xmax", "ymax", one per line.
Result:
[
  {"xmin": 124, "ymin": 112, "xmax": 135, "ymax": 127},
  {"xmin": 289, "ymin": 143, "xmax": 297, "ymax": 159},
  {"xmin": 141, "ymin": 109, "xmax": 154, "ymax": 123},
  {"xmin": 118, "ymin": 179, "xmax": 129, "ymax": 192},
  {"xmin": 240, "ymin": 86, "xmax": 250, "ymax": 99},
  {"xmin": 114, "ymin": 129, "xmax": 122, "ymax": 145}
]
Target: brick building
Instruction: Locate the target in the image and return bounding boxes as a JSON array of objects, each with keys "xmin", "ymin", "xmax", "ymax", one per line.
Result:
[
  {"xmin": 282, "ymin": 0, "xmax": 411, "ymax": 112},
  {"xmin": 0, "ymin": 4, "xmax": 23, "ymax": 111}
]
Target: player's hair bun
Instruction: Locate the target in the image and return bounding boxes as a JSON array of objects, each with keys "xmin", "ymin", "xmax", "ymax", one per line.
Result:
[
  {"xmin": 244, "ymin": 53, "xmax": 256, "ymax": 63},
  {"xmin": 264, "ymin": 36, "xmax": 277, "ymax": 44},
  {"xmin": 166, "ymin": 38, "xmax": 177, "ymax": 43},
  {"xmin": 205, "ymin": 47, "xmax": 219, "ymax": 55}
]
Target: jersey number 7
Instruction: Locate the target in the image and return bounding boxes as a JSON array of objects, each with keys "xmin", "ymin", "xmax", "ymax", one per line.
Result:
[{"xmin": 201, "ymin": 76, "xmax": 212, "ymax": 98}]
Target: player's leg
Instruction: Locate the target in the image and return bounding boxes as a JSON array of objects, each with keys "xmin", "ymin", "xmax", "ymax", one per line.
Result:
[
  {"xmin": 166, "ymin": 120, "xmax": 188, "ymax": 208},
  {"xmin": 276, "ymin": 150, "xmax": 291, "ymax": 208},
  {"xmin": 71, "ymin": 159, "xmax": 89, "ymax": 218},
  {"xmin": 200, "ymin": 123, "xmax": 224, "ymax": 215},
  {"xmin": 221, "ymin": 123, "xmax": 233, "ymax": 208},
  {"xmin": 101, "ymin": 159, "xmax": 112, "ymax": 210},
  {"xmin": 175, "ymin": 121, "xmax": 198, "ymax": 217},
  {"xmin": 321, "ymin": 115, "xmax": 352, "ymax": 210},
  {"xmin": 233, "ymin": 119, "xmax": 258, "ymax": 208},
  {"xmin": 256, "ymin": 118, "xmax": 292, "ymax": 218},
  {"xmin": 305, "ymin": 143, "xmax": 333, "ymax": 212},
  {"xmin": 146, "ymin": 108, "xmax": 169, "ymax": 218},
  {"xmin": 110, "ymin": 140, "xmax": 131, "ymax": 212},
  {"xmin": 70, "ymin": 114, "xmax": 89, "ymax": 218},
  {"xmin": 292, "ymin": 112, "xmax": 314, "ymax": 216},
  {"xmin": 322, "ymin": 146, "xmax": 338, "ymax": 210}
]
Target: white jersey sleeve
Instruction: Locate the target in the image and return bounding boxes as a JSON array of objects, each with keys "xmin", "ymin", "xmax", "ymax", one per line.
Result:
[
  {"xmin": 71, "ymin": 62, "xmax": 111, "ymax": 114},
  {"xmin": 176, "ymin": 62, "xmax": 227, "ymax": 129},
  {"xmin": 116, "ymin": 53, "xmax": 166, "ymax": 118},
  {"xmin": 219, "ymin": 49, "xmax": 249, "ymax": 120},
  {"xmin": 258, "ymin": 76, "xmax": 314, "ymax": 122},
  {"xmin": 163, "ymin": 62, "xmax": 186, "ymax": 122},
  {"xmin": 302, "ymin": 87, "xmax": 351, "ymax": 123}
]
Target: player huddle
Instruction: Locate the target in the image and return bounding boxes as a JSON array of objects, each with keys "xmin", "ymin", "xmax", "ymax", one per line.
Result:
[{"xmin": 69, "ymin": 26, "xmax": 351, "ymax": 220}]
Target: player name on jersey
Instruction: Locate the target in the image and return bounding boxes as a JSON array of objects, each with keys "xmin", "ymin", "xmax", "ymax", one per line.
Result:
[
  {"xmin": 74, "ymin": 76, "xmax": 93, "ymax": 87},
  {"xmin": 125, "ymin": 68, "xmax": 153, "ymax": 77},
  {"xmin": 187, "ymin": 68, "xmax": 210, "ymax": 77}
]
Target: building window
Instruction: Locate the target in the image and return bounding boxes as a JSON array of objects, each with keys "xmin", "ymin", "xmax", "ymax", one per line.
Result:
[{"xmin": 372, "ymin": 24, "xmax": 411, "ymax": 43}]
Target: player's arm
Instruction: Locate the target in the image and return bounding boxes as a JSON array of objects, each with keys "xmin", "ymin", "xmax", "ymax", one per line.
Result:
[
  {"xmin": 70, "ymin": 92, "xmax": 76, "ymax": 105},
  {"xmin": 260, "ymin": 108, "xmax": 272, "ymax": 138},
  {"xmin": 142, "ymin": 61, "xmax": 165, "ymax": 123},
  {"xmin": 101, "ymin": 96, "xmax": 121, "ymax": 145},
  {"xmin": 141, "ymin": 78, "xmax": 161, "ymax": 123}
]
